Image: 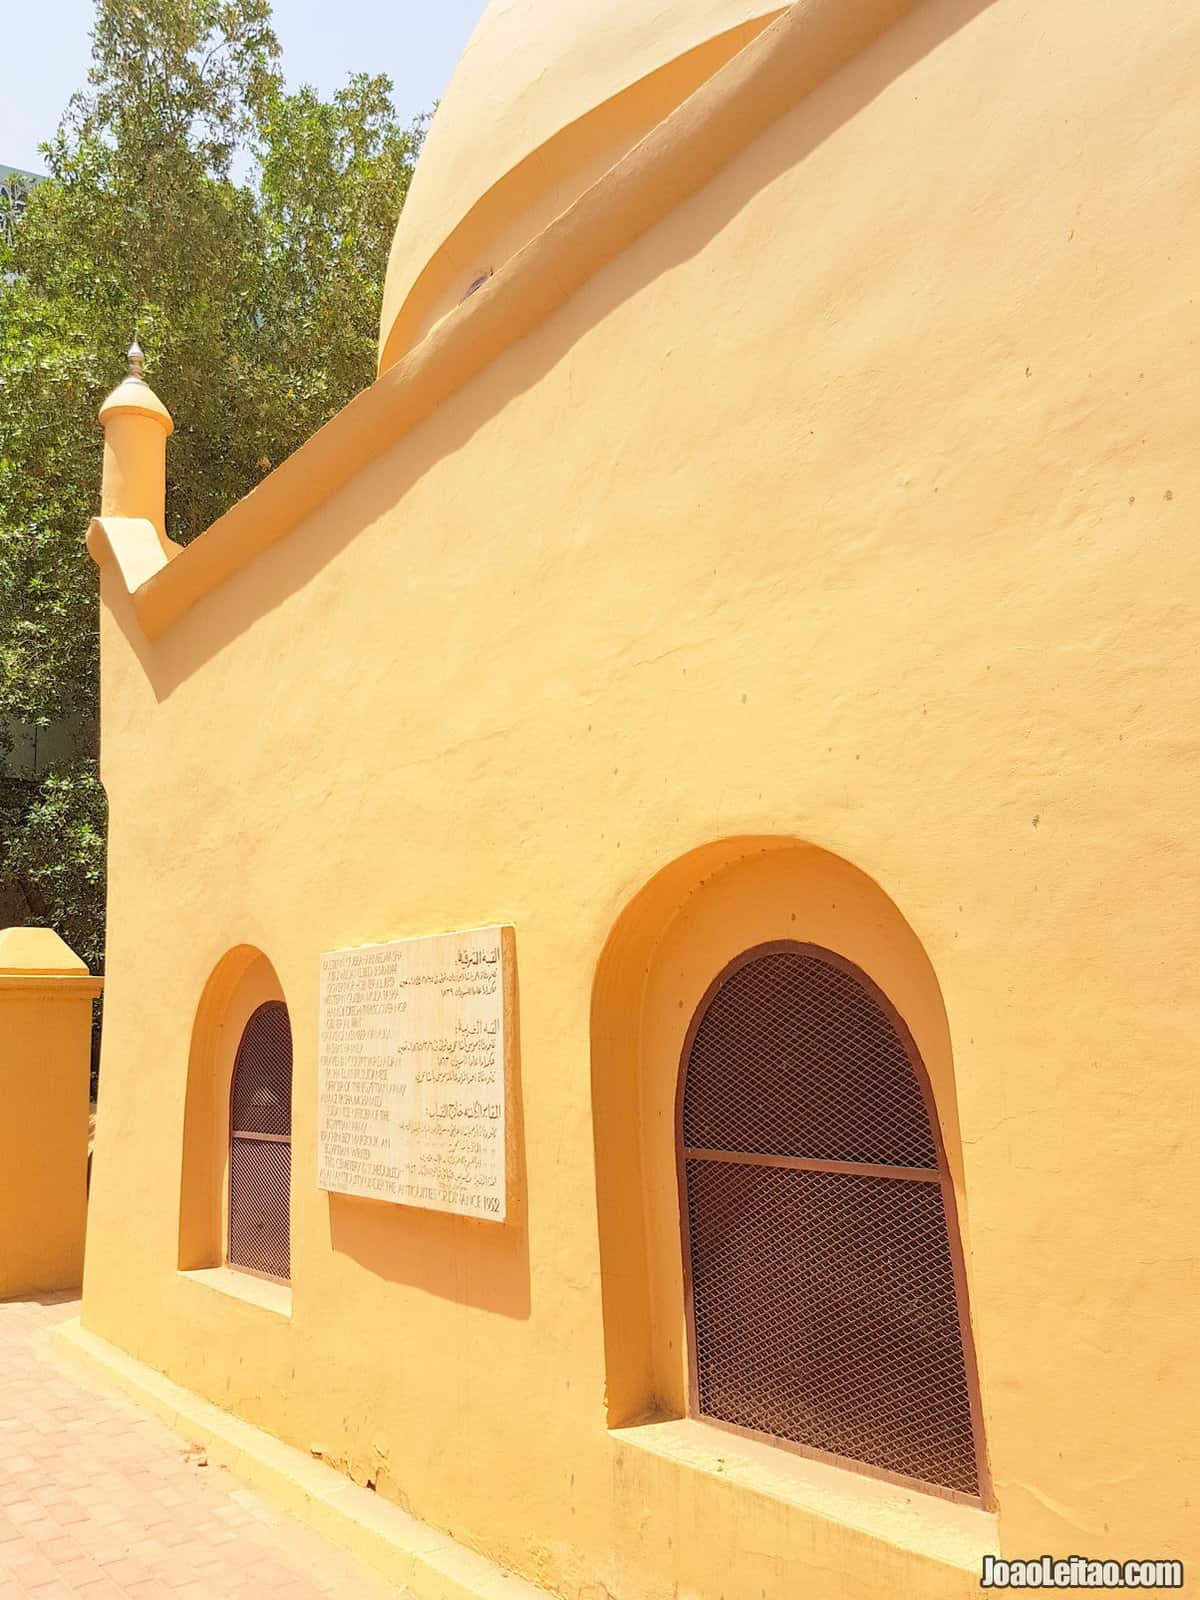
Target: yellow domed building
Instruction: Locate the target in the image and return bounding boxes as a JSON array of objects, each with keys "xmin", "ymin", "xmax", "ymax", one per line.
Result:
[{"xmin": 76, "ymin": 0, "xmax": 1197, "ymax": 1594}]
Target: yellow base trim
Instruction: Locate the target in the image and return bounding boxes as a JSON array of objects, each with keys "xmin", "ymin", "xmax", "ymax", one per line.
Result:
[{"xmin": 50, "ymin": 1318, "xmax": 553, "ymax": 1600}]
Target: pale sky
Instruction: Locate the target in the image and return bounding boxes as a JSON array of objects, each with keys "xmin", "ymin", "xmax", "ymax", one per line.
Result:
[{"xmin": 1, "ymin": 0, "xmax": 487, "ymax": 175}]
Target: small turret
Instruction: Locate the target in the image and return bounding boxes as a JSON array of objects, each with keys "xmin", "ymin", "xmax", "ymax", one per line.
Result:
[{"xmin": 97, "ymin": 340, "xmax": 174, "ymax": 535}]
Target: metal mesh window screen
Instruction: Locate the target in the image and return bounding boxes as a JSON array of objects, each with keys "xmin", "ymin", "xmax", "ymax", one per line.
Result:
[
  {"xmin": 680, "ymin": 945, "xmax": 984, "ymax": 1500},
  {"xmin": 228, "ymin": 1001, "xmax": 292, "ymax": 1281},
  {"xmin": 684, "ymin": 951, "xmax": 936, "ymax": 1167}
]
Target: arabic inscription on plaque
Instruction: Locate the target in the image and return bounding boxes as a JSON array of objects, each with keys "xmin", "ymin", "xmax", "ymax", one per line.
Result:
[{"xmin": 317, "ymin": 925, "xmax": 511, "ymax": 1220}]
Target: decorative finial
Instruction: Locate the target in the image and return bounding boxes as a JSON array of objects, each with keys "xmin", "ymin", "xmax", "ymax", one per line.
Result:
[{"xmin": 127, "ymin": 339, "xmax": 146, "ymax": 384}]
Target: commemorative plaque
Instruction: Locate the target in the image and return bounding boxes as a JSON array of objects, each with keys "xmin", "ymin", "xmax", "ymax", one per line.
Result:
[{"xmin": 317, "ymin": 925, "xmax": 512, "ymax": 1220}]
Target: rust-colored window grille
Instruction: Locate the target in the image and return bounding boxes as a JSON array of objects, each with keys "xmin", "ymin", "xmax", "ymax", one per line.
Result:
[
  {"xmin": 228, "ymin": 1000, "xmax": 292, "ymax": 1282},
  {"xmin": 678, "ymin": 943, "xmax": 988, "ymax": 1502}
]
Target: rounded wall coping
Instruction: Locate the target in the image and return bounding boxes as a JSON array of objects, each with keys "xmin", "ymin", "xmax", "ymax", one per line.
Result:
[
  {"xmin": 379, "ymin": 0, "xmax": 786, "ymax": 367},
  {"xmin": 103, "ymin": 0, "xmax": 921, "ymax": 644},
  {"xmin": 377, "ymin": 11, "xmax": 784, "ymax": 374},
  {"xmin": 88, "ymin": 516, "xmax": 183, "ymax": 594}
]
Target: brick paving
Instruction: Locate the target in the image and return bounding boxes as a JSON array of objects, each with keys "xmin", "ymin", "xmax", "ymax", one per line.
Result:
[{"xmin": 0, "ymin": 1296, "xmax": 405, "ymax": 1598}]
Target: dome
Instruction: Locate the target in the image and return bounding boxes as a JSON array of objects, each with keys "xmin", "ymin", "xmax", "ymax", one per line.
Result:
[{"xmin": 378, "ymin": 0, "xmax": 783, "ymax": 373}]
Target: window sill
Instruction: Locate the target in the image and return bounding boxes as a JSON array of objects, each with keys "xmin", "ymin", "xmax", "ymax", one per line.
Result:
[
  {"xmin": 177, "ymin": 1266, "xmax": 292, "ymax": 1321},
  {"xmin": 609, "ymin": 1417, "xmax": 998, "ymax": 1573}
]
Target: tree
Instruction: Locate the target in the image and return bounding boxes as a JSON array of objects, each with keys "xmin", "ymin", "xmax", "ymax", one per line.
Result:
[{"xmin": 0, "ymin": 0, "xmax": 425, "ymax": 985}]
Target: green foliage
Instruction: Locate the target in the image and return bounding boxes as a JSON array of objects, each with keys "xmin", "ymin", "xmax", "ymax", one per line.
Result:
[
  {"xmin": 0, "ymin": 0, "xmax": 425, "ymax": 976},
  {"xmin": 254, "ymin": 73, "xmax": 424, "ymax": 451},
  {"xmin": 1, "ymin": 764, "xmax": 107, "ymax": 974}
]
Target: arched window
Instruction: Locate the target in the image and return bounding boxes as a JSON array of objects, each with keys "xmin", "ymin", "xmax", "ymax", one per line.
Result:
[
  {"xmin": 228, "ymin": 1001, "xmax": 292, "ymax": 1282},
  {"xmin": 678, "ymin": 943, "xmax": 987, "ymax": 1500}
]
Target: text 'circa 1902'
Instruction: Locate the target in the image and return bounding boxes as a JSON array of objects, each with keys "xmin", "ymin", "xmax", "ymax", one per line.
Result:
[{"xmin": 317, "ymin": 926, "xmax": 511, "ymax": 1220}]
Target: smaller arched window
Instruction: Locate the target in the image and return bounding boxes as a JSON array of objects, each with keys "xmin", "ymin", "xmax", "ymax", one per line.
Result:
[{"xmin": 228, "ymin": 1001, "xmax": 292, "ymax": 1281}]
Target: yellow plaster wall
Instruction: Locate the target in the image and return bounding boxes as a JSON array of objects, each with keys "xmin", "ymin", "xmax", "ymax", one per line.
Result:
[
  {"xmin": 178, "ymin": 947, "xmax": 286, "ymax": 1270},
  {"xmin": 591, "ymin": 841, "xmax": 979, "ymax": 1436},
  {"xmin": 378, "ymin": 0, "xmax": 783, "ymax": 367},
  {"xmin": 0, "ymin": 931, "xmax": 99, "ymax": 1298},
  {"xmin": 85, "ymin": 0, "xmax": 1198, "ymax": 1593}
]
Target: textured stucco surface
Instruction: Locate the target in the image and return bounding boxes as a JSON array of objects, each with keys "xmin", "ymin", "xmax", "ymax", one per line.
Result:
[
  {"xmin": 0, "ymin": 932, "xmax": 97, "ymax": 1298},
  {"xmin": 378, "ymin": 0, "xmax": 782, "ymax": 367},
  {"xmin": 86, "ymin": 0, "xmax": 1198, "ymax": 1594}
]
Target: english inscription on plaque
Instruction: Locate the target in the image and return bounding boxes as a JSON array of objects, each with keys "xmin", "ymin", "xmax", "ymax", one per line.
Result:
[{"xmin": 317, "ymin": 925, "xmax": 512, "ymax": 1220}]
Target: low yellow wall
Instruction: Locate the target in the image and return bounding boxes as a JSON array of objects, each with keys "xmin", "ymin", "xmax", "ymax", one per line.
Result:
[
  {"xmin": 84, "ymin": 0, "xmax": 1198, "ymax": 1594},
  {"xmin": 0, "ymin": 929, "xmax": 101, "ymax": 1299}
]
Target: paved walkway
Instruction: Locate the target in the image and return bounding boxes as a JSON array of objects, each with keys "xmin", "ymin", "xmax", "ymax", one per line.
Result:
[{"xmin": 0, "ymin": 1296, "xmax": 405, "ymax": 1598}]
